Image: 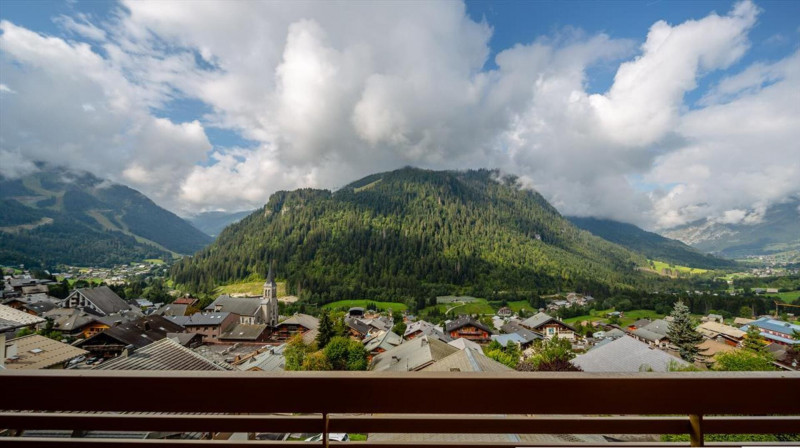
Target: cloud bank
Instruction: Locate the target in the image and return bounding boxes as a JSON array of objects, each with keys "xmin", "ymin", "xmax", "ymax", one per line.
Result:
[{"xmin": 0, "ymin": 0, "xmax": 797, "ymax": 230}]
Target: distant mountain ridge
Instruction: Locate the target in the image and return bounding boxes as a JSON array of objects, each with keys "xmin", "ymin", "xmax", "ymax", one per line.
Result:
[
  {"xmin": 189, "ymin": 210, "xmax": 254, "ymax": 237},
  {"xmin": 0, "ymin": 167, "xmax": 212, "ymax": 267},
  {"xmin": 171, "ymin": 167, "xmax": 660, "ymax": 301},
  {"xmin": 662, "ymin": 199, "xmax": 800, "ymax": 258},
  {"xmin": 568, "ymin": 216, "xmax": 736, "ymax": 269}
]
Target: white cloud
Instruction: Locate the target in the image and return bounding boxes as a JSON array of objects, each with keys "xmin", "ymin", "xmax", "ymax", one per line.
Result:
[{"xmin": 0, "ymin": 0, "xmax": 798, "ymax": 228}]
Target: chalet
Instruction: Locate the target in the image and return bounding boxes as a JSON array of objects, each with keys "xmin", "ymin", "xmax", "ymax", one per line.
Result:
[
  {"xmin": 421, "ymin": 347, "xmax": 512, "ymax": 372},
  {"xmin": 273, "ymin": 314, "xmax": 319, "ymax": 341},
  {"xmin": 2, "ymin": 295, "xmax": 59, "ymax": 316},
  {"xmin": 403, "ymin": 320, "xmax": 451, "ymax": 342},
  {"xmin": 696, "ymin": 321, "xmax": 745, "ymax": 346},
  {"xmin": 364, "ymin": 330, "xmax": 403, "ymax": 356},
  {"xmin": 219, "ymin": 323, "xmax": 270, "ymax": 343},
  {"xmin": 370, "ymin": 335, "xmax": 458, "ymax": 372},
  {"xmin": 154, "ymin": 303, "xmax": 191, "ymax": 317},
  {"xmin": 491, "ymin": 333, "xmax": 528, "ymax": 348},
  {"xmin": 44, "ymin": 308, "xmax": 109, "ymax": 339},
  {"xmin": 360, "ymin": 316, "xmax": 392, "ymax": 332},
  {"xmin": 173, "ymin": 297, "xmax": 199, "ymax": 307},
  {"xmin": 166, "ymin": 312, "xmax": 238, "ymax": 342},
  {"xmin": 3, "ymin": 334, "xmax": 87, "ymax": 370},
  {"xmin": 519, "ymin": 313, "xmax": 578, "ymax": 340},
  {"xmin": 445, "ymin": 316, "xmax": 493, "ymax": 342},
  {"xmin": 630, "ymin": 319, "xmax": 670, "ymax": 348},
  {"xmin": 62, "ymin": 286, "xmax": 131, "ymax": 316},
  {"xmin": 500, "ymin": 321, "xmax": 543, "ymax": 345},
  {"xmin": 78, "ymin": 315, "xmax": 185, "ymax": 358},
  {"xmin": 344, "ymin": 316, "xmax": 371, "ymax": 339},
  {"xmin": 740, "ymin": 318, "xmax": 800, "ymax": 346}
]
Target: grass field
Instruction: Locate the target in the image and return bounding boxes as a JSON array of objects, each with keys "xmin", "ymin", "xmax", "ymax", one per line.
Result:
[
  {"xmin": 506, "ymin": 300, "xmax": 533, "ymax": 313},
  {"xmin": 322, "ymin": 300, "xmax": 407, "ymax": 312},
  {"xmin": 420, "ymin": 297, "xmax": 495, "ymax": 316},
  {"xmin": 55, "ymin": 276, "xmax": 104, "ymax": 287},
  {"xmin": 144, "ymin": 259, "xmax": 165, "ymax": 265},
  {"xmin": 216, "ymin": 280, "xmax": 286, "ymax": 297},
  {"xmin": 650, "ymin": 260, "xmax": 709, "ymax": 276},
  {"xmin": 767, "ymin": 290, "xmax": 800, "ymax": 303},
  {"xmin": 563, "ymin": 309, "xmax": 664, "ymax": 327}
]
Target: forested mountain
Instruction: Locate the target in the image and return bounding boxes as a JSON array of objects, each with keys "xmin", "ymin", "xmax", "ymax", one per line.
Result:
[
  {"xmin": 172, "ymin": 167, "xmax": 657, "ymax": 303},
  {"xmin": 663, "ymin": 198, "xmax": 800, "ymax": 259},
  {"xmin": 568, "ymin": 217, "xmax": 736, "ymax": 269},
  {"xmin": 188, "ymin": 210, "xmax": 254, "ymax": 237},
  {"xmin": 0, "ymin": 167, "xmax": 212, "ymax": 268}
]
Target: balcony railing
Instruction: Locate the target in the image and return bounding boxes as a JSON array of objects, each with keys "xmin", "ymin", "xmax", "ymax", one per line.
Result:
[{"xmin": 1, "ymin": 370, "xmax": 799, "ymax": 447}]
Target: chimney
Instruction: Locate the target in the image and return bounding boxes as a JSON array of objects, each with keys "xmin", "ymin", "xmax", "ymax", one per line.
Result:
[{"xmin": 122, "ymin": 344, "xmax": 136, "ymax": 357}]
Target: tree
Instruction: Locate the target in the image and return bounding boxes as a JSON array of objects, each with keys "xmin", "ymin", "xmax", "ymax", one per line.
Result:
[
  {"xmin": 742, "ymin": 325, "xmax": 768, "ymax": 355},
  {"xmin": 392, "ymin": 321, "xmax": 407, "ymax": 336},
  {"xmin": 302, "ymin": 351, "xmax": 333, "ymax": 371},
  {"xmin": 714, "ymin": 350, "xmax": 776, "ymax": 371},
  {"xmin": 284, "ymin": 334, "xmax": 314, "ymax": 371},
  {"xmin": 738, "ymin": 306, "xmax": 753, "ymax": 318},
  {"xmin": 515, "ymin": 336, "xmax": 576, "ymax": 371},
  {"xmin": 316, "ymin": 311, "xmax": 335, "ymax": 348},
  {"xmin": 323, "ymin": 336, "xmax": 368, "ymax": 371},
  {"xmin": 667, "ymin": 301, "xmax": 704, "ymax": 362},
  {"xmin": 485, "ymin": 341, "xmax": 521, "ymax": 368}
]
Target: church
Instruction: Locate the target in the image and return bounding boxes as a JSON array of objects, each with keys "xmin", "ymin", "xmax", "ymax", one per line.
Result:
[{"xmin": 204, "ymin": 262, "xmax": 280, "ymax": 328}]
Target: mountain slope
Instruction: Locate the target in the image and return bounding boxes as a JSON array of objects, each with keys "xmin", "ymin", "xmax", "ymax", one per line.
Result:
[
  {"xmin": 0, "ymin": 167, "xmax": 212, "ymax": 267},
  {"xmin": 568, "ymin": 217, "xmax": 736, "ymax": 269},
  {"xmin": 663, "ymin": 199, "xmax": 800, "ymax": 259},
  {"xmin": 172, "ymin": 167, "xmax": 652, "ymax": 301},
  {"xmin": 189, "ymin": 210, "xmax": 254, "ymax": 237}
]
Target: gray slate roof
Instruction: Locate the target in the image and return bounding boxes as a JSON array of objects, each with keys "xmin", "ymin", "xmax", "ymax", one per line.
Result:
[
  {"xmin": 370, "ymin": 335, "xmax": 458, "ymax": 372},
  {"xmin": 641, "ymin": 319, "xmax": 670, "ymax": 337},
  {"xmin": 0, "ymin": 304, "xmax": 45, "ymax": 331},
  {"xmin": 205, "ymin": 295, "xmax": 261, "ymax": 316},
  {"xmin": 277, "ymin": 313, "xmax": 319, "ymax": 330},
  {"xmin": 166, "ymin": 312, "xmax": 231, "ymax": 327},
  {"xmin": 82, "ymin": 315, "xmax": 186, "ymax": 349},
  {"xmin": 154, "ymin": 303, "xmax": 189, "ymax": 317},
  {"xmin": 364, "ymin": 330, "xmax": 403, "ymax": 353},
  {"xmin": 500, "ymin": 322, "xmax": 542, "ymax": 343},
  {"xmin": 422, "ymin": 348, "xmax": 512, "ymax": 372},
  {"xmin": 220, "ymin": 323, "xmax": 268, "ymax": 340},
  {"xmin": 73, "ymin": 286, "xmax": 130, "ymax": 315},
  {"xmin": 97, "ymin": 338, "xmax": 233, "ymax": 371},
  {"xmin": 631, "ymin": 328, "xmax": 667, "ymax": 343},
  {"xmin": 571, "ymin": 336, "xmax": 686, "ymax": 372},
  {"xmin": 519, "ymin": 312, "xmax": 575, "ymax": 331},
  {"xmin": 234, "ymin": 345, "xmax": 285, "ymax": 371}
]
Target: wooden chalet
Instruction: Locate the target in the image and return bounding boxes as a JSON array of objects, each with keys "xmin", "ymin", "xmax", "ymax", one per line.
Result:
[{"xmin": 445, "ymin": 316, "xmax": 493, "ymax": 342}]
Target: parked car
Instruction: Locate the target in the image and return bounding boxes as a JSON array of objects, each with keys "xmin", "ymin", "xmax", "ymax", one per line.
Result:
[
  {"xmin": 304, "ymin": 433, "xmax": 349, "ymax": 442},
  {"xmin": 68, "ymin": 356, "xmax": 86, "ymax": 365}
]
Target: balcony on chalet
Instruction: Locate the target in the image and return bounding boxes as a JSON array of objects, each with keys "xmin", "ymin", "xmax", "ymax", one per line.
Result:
[{"xmin": 1, "ymin": 370, "xmax": 799, "ymax": 447}]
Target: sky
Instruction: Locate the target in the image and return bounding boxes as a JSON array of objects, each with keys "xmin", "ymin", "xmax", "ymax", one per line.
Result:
[{"xmin": 0, "ymin": 0, "xmax": 798, "ymax": 230}]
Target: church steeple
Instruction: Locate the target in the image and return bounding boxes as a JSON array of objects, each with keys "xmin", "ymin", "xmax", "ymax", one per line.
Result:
[
  {"xmin": 263, "ymin": 260, "xmax": 277, "ymax": 300},
  {"xmin": 262, "ymin": 260, "xmax": 279, "ymax": 327}
]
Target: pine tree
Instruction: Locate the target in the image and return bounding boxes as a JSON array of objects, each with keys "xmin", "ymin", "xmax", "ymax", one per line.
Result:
[
  {"xmin": 667, "ymin": 301, "xmax": 705, "ymax": 362},
  {"xmin": 742, "ymin": 325, "xmax": 768, "ymax": 355},
  {"xmin": 316, "ymin": 311, "xmax": 335, "ymax": 348}
]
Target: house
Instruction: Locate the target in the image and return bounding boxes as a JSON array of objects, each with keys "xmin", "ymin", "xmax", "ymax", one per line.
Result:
[
  {"xmin": 519, "ymin": 312, "xmax": 577, "ymax": 340},
  {"xmin": 44, "ymin": 308, "xmax": 110, "ymax": 339},
  {"xmin": 403, "ymin": 320, "xmax": 451, "ymax": 342},
  {"xmin": 96, "ymin": 338, "xmax": 233, "ymax": 371},
  {"xmin": 448, "ymin": 337, "xmax": 483, "ymax": 352},
  {"xmin": 740, "ymin": 318, "xmax": 800, "ymax": 346},
  {"xmin": 273, "ymin": 313, "xmax": 319, "ymax": 341},
  {"xmin": 133, "ymin": 298, "xmax": 154, "ymax": 309},
  {"xmin": 344, "ymin": 316, "xmax": 371, "ymax": 339},
  {"xmin": 172, "ymin": 297, "xmax": 199, "ymax": 307},
  {"xmin": 2, "ymin": 294, "xmax": 60, "ymax": 316},
  {"xmin": 78, "ymin": 315, "xmax": 186, "ymax": 357},
  {"xmin": 571, "ymin": 336, "xmax": 687, "ymax": 372},
  {"xmin": 166, "ymin": 312, "xmax": 239, "ymax": 342},
  {"xmin": 445, "ymin": 316, "xmax": 493, "ymax": 342},
  {"xmin": 500, "ymin": 321, "xmax": 543, "ymax": 346},
  {"xmin": 153, "ymin": 303, "xmax": 190, "ymax": 317},
  {"xmin": 627, "ymin": 319, "xmax": 652, "ymax": 331},
  {"xmin": 3, "ymin": 334, "xmax": 88, "ymax": 370},
  {"xmin": 167, "ymin": 332, "xmax": 204, "ymax": 348},
  {"xmin": 421, "ymin": 347, "xmax": 512, "ymax": 372},
  {"xmin": 630, "ymin": 319, "xmax": 670, "ymax": 348},
  {"xmin": 370, "ymin": 335, "xmax": 458, "ymax": 372},
  {"xmin": 734, "ymin": 317, "xmax": 756, "ymax": 326},
  {"xmin": 496, "ymin": 307, "xmax": 513, "ymax": 318},
  {"xmin": 696, "ymin": 321, "xmax": 746, "ymax": 346},
  {"xmin": 364, "ymin": 330, "xmax": 403, "ymax": 356},
  {"xmin": 491, "ymin": 333, "xmax": 528, "ymax": 348},
  {"xmin": 0, "ymin": 304, "xmax": 46, "ymax": 332},
  {"xmin": 62, "ymin": 286, "xmax": 131, "ymax": 316},
  {"xmin": 360, "ymin": 316, "xmax": 392, "ymax": 332},
  {"xmin": 219, "ymin": 323, "xmax": 270, "ymax": 343}
]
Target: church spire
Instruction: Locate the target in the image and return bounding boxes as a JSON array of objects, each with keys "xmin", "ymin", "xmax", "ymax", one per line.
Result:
[{"xmin": 266, "ymin": 260, "xmax": 275, "ymax": 284}]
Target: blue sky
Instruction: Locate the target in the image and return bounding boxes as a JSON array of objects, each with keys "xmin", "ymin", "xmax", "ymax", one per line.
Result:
[{"xmin": 1, "ymin": 1, "xmax": 798, "ymax": 227}]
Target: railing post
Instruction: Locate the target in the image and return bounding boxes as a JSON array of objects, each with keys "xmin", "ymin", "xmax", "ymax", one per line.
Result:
[
  {"xmin": 689, "ymin": 414, "xmax": 704, "ymax": 447},
  {"xmin": 323, "ymin": 412, "xmax": 329, "ymax": 448}
]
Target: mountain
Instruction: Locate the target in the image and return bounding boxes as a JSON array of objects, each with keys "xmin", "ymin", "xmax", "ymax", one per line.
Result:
[
  {"xmin": 568, "ymin": 217, "xmax": 736, "ymax": 269},
  {"xmin": 188, "ymin": 210, "xmax": 254, "ymax": 237},
  {"xmin": 171, "ymin": 167, "xmax": 655, "ymax": 302},
  {"xmin": 662, "ymin": 199, "xmax": 800, "ymax": 259},
  {"xmin": 0, "ymin": 167, "xmax": 212, "ymax": 268}
]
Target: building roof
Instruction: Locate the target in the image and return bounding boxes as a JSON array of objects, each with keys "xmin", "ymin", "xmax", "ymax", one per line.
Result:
[
  {"xmin": 277, "ymin": 313, "xmax": 319, "ymax": 330},
  {"xmin": 697, "ymin": 339, "xmax": 737, "ymax": 358},
  {"xmin": 641, "ymin": 319, "xmax": 670, "ymax": 337},
  {"xmin": 172, "ymin": 297, "xmax": 199, "ymax": 306},
  {"xmin": 97, "ymin": 338, "xmax": 233, "ymax": 371},
  {"xmin": 361, "ymin": 316, "xmax": 392, "ymax": 332},
  {"xmin": 422, "ymin": 348, "xmax": 512, "ymax": 372},
  {"xmin": 204, "ymin": 295, "xmax": 261, "ymax": 316},
  {"xmin": 344, "ymin": 316, "xmax": 370, "ymax": 336},
  {"xmin": 234, "ymin": 344, "xmax": 285, "ymax": 371},
  {"xmin": 81, "ymin": 315, "xmax": 186, "ymax": 349},
  {"xmin": 219, "ymin": 323, "xmax": 268, "ymax": 341},
  {"xmin": 153, "ymin": 303, "xmax": 189, "ymax": 317},
  {"xmin": 604, "ymin": 328, "xmax": 626, "ymax": 339},
  {"xmin": 629, "ymin": 319, "xmax": 652, "ymax": 328},
  {"xmin": 500, "ymin": 322, "xmax": 542, "ymax": 343},
  {"xmin": 519, "ymin": 312, "xmax": 575, "ymax": 332},
  {"xmin": 697, "ymin": 321, "xmax": 746, "ymax": 339},
  {"xmin": 3, "ymin": 334, "xmax": 88, "ymax": 370},
  {"xmin": 45, "ymin": 308, "xmax": 101, "ymax": 333},
  {"xmin": 72, "ymin": 286, "xmax": 130, "ymax": 315},
  {"xmin": 167, "ymin": 332, "xmax": 202, "ymax": 347},
  {"xmin": 448, "ymin": 337, "xmax": 483, "ymax": 352},
  {"xmin": 741, "ymin": 317, "xmax": 800, "ymax": 338},
  {"xmin": 167, "ymin": 312, "xmax": 231, "ymax": 327},
  {"xmin": 491, "ymin": 333, "xmax": 527, "ymax": 347},
  {"xmin": 365, "ymin": 330, "xmax": 403, "ymax": 353},
  {"xmin": 0, "ymin": 304, "xmax": 45, "ymax": 331},
  {"xmin": 733, "ymin": 317, "xmax": 755, "ymax": 326},
  {"xmin": 404, "ymin": 320, "xmax": 452, "ymax": 342},
  {"xmin": 370, "ymin": 335, "xmax": 458, "ymax": 372},
  {"xmin": 571, "ymin": 336, "xmax": 687, "ymax": 372},
  {"xmin": 631, "ymin": 327, "xmax": 667, "ymax": 343},
  {"xmin": 445, "ymin": 316, "xmax": 493, "ymax": 334}
]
